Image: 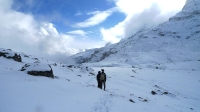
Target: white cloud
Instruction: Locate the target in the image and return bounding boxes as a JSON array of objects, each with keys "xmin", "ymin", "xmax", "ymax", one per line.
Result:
[
  {"xmin": 67, "ymin": 30, "xmax": 88, "ymax": 36},
  {"xmin": 0, "ymin": 0, "xmax": 80, "ymax": 63},
  {"xmin": 73, "ymin": 8, "xmax": 118, "ymax": 28},
  {"xmin": 41, "ymin": 23, "xmax": 59, "ymax": 36},
  {"xmin": 123, "ymin": 3, "xmax": 163, "ymax": 38},
  {"xmin": 75, "ymin": 12, "xmax": 82, "ymax": 16},
  {"xmin": 100, "ymin": 21, "xmax": 124, "ymax": 43},
  {"xmin": 87, "ymin": 11, "xmax": 101, "ymax": 15},
  {"xmin": 114, "ymin": 0, "xmax": 186, "ymax": 15},
  {"xmin": 38, "ymin": 23, "xmax": 77, "ymax": 55},
  {"xmin": 100, "ymin": 0, "xmax": 186, "ymax": 43},
  {"xmin": 0, "ymin": 0, "xmax": 13, "ymax": 11},
  {"xmin": 73, "ymin": 12, "xmax": 110, "ymax": 28},
  {"xmin": 114, "ymin": 0, "xmax": 153, "ymax": 15}
]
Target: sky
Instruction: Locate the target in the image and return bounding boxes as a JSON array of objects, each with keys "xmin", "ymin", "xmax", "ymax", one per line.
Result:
[{"xmin": 0, "ymin": 0, "xmax": 186, "ymax": 63}]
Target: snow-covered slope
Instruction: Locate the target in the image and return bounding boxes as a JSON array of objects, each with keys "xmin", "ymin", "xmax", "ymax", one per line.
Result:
[
  {"xmin": 0, "ymin": 48, "xmax": 200, "ymax": 112},
  {"xmin": 72, "ymin": 0, "xmax": 200, "ymax": 65}
]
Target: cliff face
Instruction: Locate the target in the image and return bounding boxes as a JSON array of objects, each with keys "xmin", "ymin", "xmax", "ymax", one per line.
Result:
[
  {"xmin": 169, "ymin": 0, "xmax": 200, "ymax": 21},
  {"xmin": 72, "ymin": 0, "xmax": 200, "ymax": 65},
  {"xmin": 182, "ymin": 0, "xmax": 200, "ymax": 11}
]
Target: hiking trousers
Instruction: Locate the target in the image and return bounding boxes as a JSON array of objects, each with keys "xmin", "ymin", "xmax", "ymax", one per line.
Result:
[
  {"xmin": 98, "ymin": 81, "xmax": 102, "ymax": 89},
  {"xmin": 102, "ymin": 81, "xmax": 106, "ymax": 90}
]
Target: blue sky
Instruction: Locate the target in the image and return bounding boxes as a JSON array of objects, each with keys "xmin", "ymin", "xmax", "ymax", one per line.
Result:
[
  {"xmin": 0, "ymin": 0, "xmax": 186, "ymax": 62},
  {"xmin": 12, "ymin": 0, "xmax": 125, "ymax": 41}
]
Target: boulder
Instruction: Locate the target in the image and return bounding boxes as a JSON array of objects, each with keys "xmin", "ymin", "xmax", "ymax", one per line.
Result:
[
  {"xmin": 151, "ymin": 91, "xmax": 157, "ymax": 95},
  {"xmin": 20, "ymin": 63, "xmax": 54, "ymax": 78},
  {"xmin": 0, "ymin": 48, "xmax": 22, "ymax": 62}
]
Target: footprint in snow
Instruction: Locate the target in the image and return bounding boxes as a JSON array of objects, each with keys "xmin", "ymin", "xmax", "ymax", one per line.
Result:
[{"xmin": 91, "ymin": 95, "xmax": 112, "ymax": 112}]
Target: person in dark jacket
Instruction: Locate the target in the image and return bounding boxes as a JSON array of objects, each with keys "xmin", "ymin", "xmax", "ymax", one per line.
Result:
[
  {"xmin": 96, "ymin": 71, "xmax": 102, "ymax": 89},
  {"xmin": 101, "ymin": 69, "xmax": 106, "ymax": 90}
]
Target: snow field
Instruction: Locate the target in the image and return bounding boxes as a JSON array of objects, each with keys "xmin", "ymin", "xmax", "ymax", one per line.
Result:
[{"xmin": 0, "ymin": 54, "xmax": 200, "ymax": 112}]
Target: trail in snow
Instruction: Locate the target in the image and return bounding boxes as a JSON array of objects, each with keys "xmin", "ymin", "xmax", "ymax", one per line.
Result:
[{"xmin": 91, "ymin": 94, "xmax": 113, "ymax": 112}]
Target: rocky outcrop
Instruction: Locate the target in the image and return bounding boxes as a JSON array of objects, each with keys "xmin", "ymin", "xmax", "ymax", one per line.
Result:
[
  {"xmin": 182, "ymin": 0, "xmax": 200, "ymax": 11},
  {"xmin": 74, "ymin": 48, "xmax": 117, "ymax": 64},
  {"xmin": 169, "ymin": 0, "xmax": 200, "ymax": 21},
  {"xmin": 0, "ymin": 49, "xmax": 22, "ymax": 62},
  {"xmin": 27, "ymin": 70, "xmax": 54, "ymax": 78},
  {"xmin": 20, "ymin": 63, "xmax": 54, "ymax": 78}
]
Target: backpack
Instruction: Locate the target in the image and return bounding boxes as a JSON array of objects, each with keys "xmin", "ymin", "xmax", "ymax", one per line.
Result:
[{"xmin": 100, "ymin": 73, "xmax": 105, "ymax": 81}]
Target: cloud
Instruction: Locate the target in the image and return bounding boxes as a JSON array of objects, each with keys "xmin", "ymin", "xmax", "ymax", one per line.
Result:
[
  {"xmin": 87, "ymin": 10, "xmax": 102, "ymax": 15},
  {"xmin": 100, "ymin": 21, "xmax": 124, "ymax": 43},
  {"xmin": 73, "ymin": 8, "xmax": 118, "ymax": 28},
  {"xmin": 100, "ymin": 0, "xmax": 186, "ymax": 43},
  {"xmin": 67, "ymin": 30, "xmax": 88, "ymax": 36},
  {"xmin": 38, "ymin": 23, "xmax": 77, "ymax": 55},
  {"xmin": 113, "ymin": 0, "xmax": 186, "ymax": 15},
  {"xmin": 114, "ymin": 0, "xmax": 153, "ymax": 15},
  {"xmin": 0, "ymin": 0, "xmax": 80, "ymax": 63},
  {"xmin": 123, "ymin": 3, "xmax": 162, "ymax": 38},
  {"xmin": 75, "ymin": 11, "xmax": 82, "ymax": 16}
]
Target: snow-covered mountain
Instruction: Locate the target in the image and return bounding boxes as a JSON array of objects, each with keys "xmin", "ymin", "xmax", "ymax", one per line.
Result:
[{"xmin": 72, "ymin": 0, "xmax": 200, "ymax": 65}]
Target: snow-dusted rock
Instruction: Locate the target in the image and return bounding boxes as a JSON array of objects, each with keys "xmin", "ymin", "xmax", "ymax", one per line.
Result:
[
  {"xmin": 80, "ymin": 66, "xmax": 95, "ymax": 75},
  {"xmin": 169, "ymin": 0, "xmax": 200, "ymax": 21},
  {"xmin": 20, "ymin": 63, "xmax": 54, "ymax": 78},
  {"xmin": 0, "ymin": 48, "xmax": 22, "ymax": 62}
]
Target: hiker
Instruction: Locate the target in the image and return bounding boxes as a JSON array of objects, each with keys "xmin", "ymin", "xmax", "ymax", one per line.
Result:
[
  {"xmin": 100, "ymin": 69, "xmax": 106, "ymax": 90},
  {"xmin": 96, "ymin": 71, "xmax": 102, "ymax": 89}
]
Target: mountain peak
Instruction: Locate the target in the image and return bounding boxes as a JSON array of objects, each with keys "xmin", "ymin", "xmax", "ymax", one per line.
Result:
[
  {"xmin": 182, "ymin": 0, "xmax": 200, "ymax": 11},
  {"xmin": 169, "ymin": 0, "xmax": 200, "ymax": 21}
]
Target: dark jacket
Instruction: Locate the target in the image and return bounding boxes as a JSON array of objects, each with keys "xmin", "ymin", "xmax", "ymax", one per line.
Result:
[{"xmin": 97, "ymin": 72, "xmax": 101, "ymax": 81}]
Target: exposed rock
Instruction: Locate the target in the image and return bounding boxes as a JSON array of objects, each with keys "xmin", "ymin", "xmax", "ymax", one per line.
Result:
[
  {"xmin": 163, "ymin": 92, "xmax": 169, "ymax": 94},
  {"xmin": 20, "ymin": 63, "xmax": 54, "ymax": 78},
  {"xmin": 67, "ymin": 65, "xmax": 74, "ymax": 68},
  {"xmin": 73, "ymin": 48, "xmax": 117, "ymax": 64},
  {"xmin": 170, "ymin": 0, "xmax": 200, "ymax": 21},
  {"xmin": 0, "ymin": 49, "xmax": 22, "ymax": 62},
  {"xmin": 151, "ymin": 91, "xmax": 157, "ymax": 95},
  {"xmin": 158, "ymin": 32, "xmax": 165, "ymax": 36},
  {"xmin": 129, "ymin": 99, "xmax": 135, "ymax": 103},
  {"xmin": 143, "ymin": 99, "xmax": 148, "ymax": 102},
  {"xmin": 27, "ymin": 70, "xmax": 54, "ymax": 78}
]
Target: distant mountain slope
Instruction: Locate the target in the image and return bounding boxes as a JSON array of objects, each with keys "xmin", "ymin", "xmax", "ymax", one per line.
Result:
[{"xmin": 72, "ymin": 0, "xmax": 200, "ymax": 65}]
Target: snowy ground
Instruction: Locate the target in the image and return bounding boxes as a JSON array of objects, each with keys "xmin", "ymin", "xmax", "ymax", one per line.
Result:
[{"xmin": 0, "ymin": 51, "xmax": 200, "ymax": 112}]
